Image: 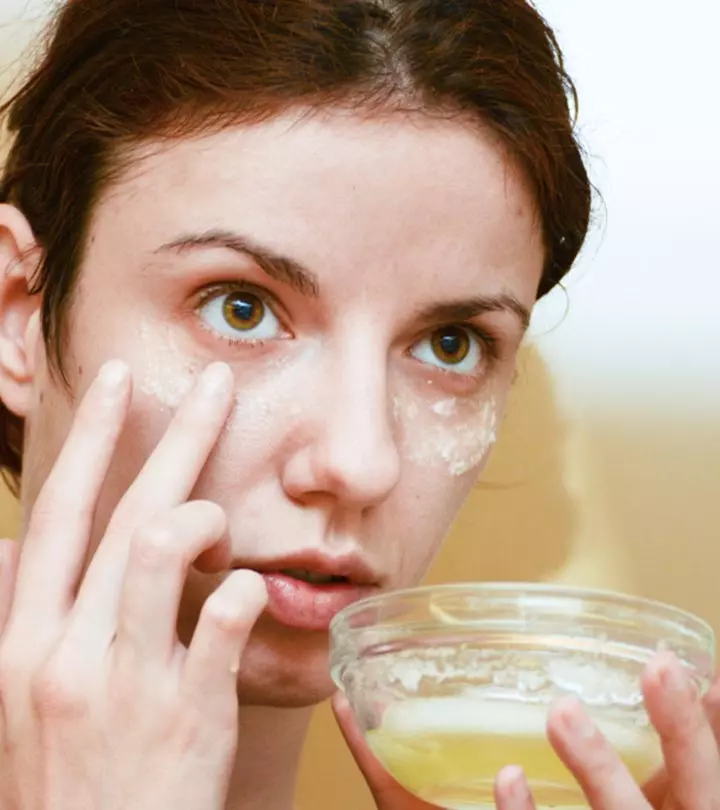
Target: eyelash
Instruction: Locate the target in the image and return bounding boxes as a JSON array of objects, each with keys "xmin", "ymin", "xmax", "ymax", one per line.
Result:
[
  {"xmin": 193, "ymin": 280, "xmax": 501, "ymax": 368},
  {"xmin": 412, "ymin": 324, "xmax": 499, "ymax": 383},
  {"xmin": 193, "ymin": 280, "xmax": 290, "ymax": 343},
  {"xmin": 447, "ymin": 325, "xmax": 498, "ymax": 361}
]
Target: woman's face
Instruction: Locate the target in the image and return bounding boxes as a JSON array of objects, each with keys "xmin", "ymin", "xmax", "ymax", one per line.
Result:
[{"xmin": 18, "ymin": 110, "xmax": 544, "ymax": 705}]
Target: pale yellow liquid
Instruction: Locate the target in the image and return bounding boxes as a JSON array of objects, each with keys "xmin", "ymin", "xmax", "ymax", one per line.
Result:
[{"xmin": 367, "ymin": 698, "xmax": 662, "ymax": 810}]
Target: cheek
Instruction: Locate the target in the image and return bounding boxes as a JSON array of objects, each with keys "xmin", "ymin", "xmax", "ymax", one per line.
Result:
[
  {"xmin": 131, "ymin": 333, "xmax": 313, "ymax": 497},
  {"xmin": 136, "ymin": 320, "xmax": 200, "ymax": 409},
  {"xmin": 84, "ymin": 378, "xmax": 291, "ymax": 542},
  {"xmin": 392, "ymin": 386, "xmax": 500, "ymax": 477},
  {"xmin": 389, "ymin": 462, "xmax": 482, "ymax": 589},
  {"xmin": 384, "ymin": 383, "xmax": 505, "ymax": 586}
]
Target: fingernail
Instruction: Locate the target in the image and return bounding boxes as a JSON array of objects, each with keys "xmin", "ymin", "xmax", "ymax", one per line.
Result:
[
  {"xmin": 198, "ymin": 362, "xmax": 232, "ymax": 397},
  {"xmin": 98, "ymin": 360, "xmax": 130, "ymax": 389},
  {"xmin": 560, "ymin": 700, "xmax": 597, "ymax": 740},
  {"xmin": 498, "ymin": 765, "xmax": 531, "ymax": 803},
  {"xmin": 660, "ymin": 657, "xmax": 690, "ymax": 693}
]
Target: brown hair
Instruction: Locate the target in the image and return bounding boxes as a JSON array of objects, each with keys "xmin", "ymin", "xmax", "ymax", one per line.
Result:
[{"xmin": 0, "ymin": 0, "xmax": 592, "ymax": 491}]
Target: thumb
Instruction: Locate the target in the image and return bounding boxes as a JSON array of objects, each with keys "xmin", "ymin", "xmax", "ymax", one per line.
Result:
[{"xmin": 331, "ymin": 692, "xmax": 439, "ymax": 810}]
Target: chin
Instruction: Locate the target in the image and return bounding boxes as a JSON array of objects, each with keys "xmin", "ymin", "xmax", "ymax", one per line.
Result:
[{"xmin": 235, "ymin": 615, "xmax": 337, "ymax": 707}]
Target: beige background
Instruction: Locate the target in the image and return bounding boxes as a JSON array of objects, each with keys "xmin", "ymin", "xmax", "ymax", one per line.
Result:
[{"xmin": 2, "ymin": 2, "xmax": 719, "ymax": 809}]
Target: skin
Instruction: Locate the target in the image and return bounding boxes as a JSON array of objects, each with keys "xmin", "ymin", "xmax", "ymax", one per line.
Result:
[{"xmin": 0, "ymin": 110, "xmax": 718, "ymax": 810}]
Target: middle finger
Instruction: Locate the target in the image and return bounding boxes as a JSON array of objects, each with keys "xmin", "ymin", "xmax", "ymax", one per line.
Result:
[
  {"xmin": 70, "ymin": 362, "xmax": 235, "ymax": 645},
  {"xmin": 110, "ymin": 500, "xmax": 230, "ymax": 669}
]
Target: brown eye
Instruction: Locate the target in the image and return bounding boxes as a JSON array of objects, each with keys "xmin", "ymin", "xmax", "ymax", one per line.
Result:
[
  {"xmin": 410, "ymin": 325, "xmax": 483, "ymax": 375},
  {"xmin": 223, "ymin": 292, "xmax": 265, "ymax": 331},
  {"xmin": 430, "ymin": 327, "xmax": 471, "ymax": 365},
  {"xmin": 198, "ymin": 287, "xmax": 284, "ymax": 341}
]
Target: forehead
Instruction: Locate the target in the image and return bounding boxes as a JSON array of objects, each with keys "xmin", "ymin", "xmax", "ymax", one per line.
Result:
[{"xmin": 90, "ymin": 110, "xmax": 544, "ymax": 299}]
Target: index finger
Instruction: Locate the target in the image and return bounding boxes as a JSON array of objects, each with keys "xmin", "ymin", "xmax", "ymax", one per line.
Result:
[
  {"xmin": 546, "ymin": 698, "xmax": 648, "ymax": 810},
  {"xmin": 10, "ymin": 360, "xmax": 132, "ymax": 624},
  {"xmin": 110, "ymin": 361, "xmax": 235, "ymax": 529}
]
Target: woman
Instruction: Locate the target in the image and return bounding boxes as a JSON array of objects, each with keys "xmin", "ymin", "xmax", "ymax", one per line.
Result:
[{"xmin": 0, "ymin": 1, "xmax": 716, "ymax": 808}]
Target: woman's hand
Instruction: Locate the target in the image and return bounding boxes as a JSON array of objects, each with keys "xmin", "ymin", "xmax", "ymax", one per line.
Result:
[
  {"xmin": 0, "ymin": 361, "xmax": 267, "ymax": 810},
  {"xmin": 547, "ymin": 653, "xmax": 720, "ymax": 810},
  {"xmin": 336, "ymin": 653, "xmax": 720, "ymax": 810}
]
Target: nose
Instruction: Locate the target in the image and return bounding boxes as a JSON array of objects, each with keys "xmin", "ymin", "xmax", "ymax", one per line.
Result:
[{"xmin": 281, "ymin": 354, "xmax": 401, "ymax": 510}]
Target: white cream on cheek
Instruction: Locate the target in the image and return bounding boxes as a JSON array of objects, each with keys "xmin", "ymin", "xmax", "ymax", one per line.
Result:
[
  {"xmin": 393, "ymin": 388, "xmax": 499, "ymax": 477},
  {"xmin": 136, "ymin": 319, "xmax": 497, "ymax": 478},
  {"xmin": 135, "ymin": 319, "xmax": 305, "ymax": 440},
  {"xmin": 137, "ymin": 320, "xmax": 199, "ymax": 409}
]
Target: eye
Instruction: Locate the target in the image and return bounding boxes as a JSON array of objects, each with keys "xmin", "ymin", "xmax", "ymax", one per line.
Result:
[
  {"xmin": 410, "ymin": 326, "xmax": 484, "ymax": 375},
  {"xmin": 197, "ymin": 288, "xmax": 285, "ymax": 341}
]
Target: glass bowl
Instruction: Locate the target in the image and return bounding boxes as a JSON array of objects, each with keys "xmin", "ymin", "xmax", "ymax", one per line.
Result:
[{"xmin": 329, "ymin": 583, "xmax": 715, "ymax": 810}]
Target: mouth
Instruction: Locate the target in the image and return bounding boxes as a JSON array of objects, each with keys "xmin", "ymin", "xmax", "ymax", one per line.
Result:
[
  {"xmin": 235, "ymin": 551, "xmax": 380, "ymax": 631},
  {"xmin": 279, "ymin": 568, "xmax": 350, "ymax": 585}
]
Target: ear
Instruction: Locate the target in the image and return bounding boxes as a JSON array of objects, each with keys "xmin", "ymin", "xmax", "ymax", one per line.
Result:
[{"xmin": 0, "ymin": 204, "xmax": 43, "ymax": 418}]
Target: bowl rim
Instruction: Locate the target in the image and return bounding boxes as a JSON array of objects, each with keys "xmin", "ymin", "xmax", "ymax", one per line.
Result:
[{"xmin": 329, "ymin": 581, "xmax": 716, "ymax": 647}]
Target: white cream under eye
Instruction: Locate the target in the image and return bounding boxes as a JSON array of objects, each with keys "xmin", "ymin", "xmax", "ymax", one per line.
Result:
[
  {"xmin": 198, "ymin": 290, "xmax": 284, "ymax": 341},
  {"xmin": 410, "ymin": 327, "xmax": 483, "ymax": 376}
]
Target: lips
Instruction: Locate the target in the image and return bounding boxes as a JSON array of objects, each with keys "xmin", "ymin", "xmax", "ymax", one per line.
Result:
[
  {"xmin": 261, "ymin": 573, "xmax": 376, "ymax": 631},
  {"xmin": 233, "ymin": 550, "xmax": 380, "ymax": 631}
]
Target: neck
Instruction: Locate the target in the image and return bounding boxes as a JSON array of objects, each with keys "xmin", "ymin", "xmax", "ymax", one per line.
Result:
[{"xmin": 225, "ymin": 704, "xmax": 314, "ymax": 810}]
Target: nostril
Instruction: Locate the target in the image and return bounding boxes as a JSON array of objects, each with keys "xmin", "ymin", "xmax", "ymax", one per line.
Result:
[{"xmin": 280, "ymin": 400, "xmax": 401, "ymax": 507}]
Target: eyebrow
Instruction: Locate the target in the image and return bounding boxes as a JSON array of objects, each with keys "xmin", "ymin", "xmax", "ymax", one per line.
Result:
[
  {"xmin": 154, "ymin": 229, "xmax": 530, "ymax": 332},
  {"xmin": 154, "ymin": 229, "xmax": 320, "ymax": 298},
  {"xmin": 415, "ymin": 295, "xmax": 531, "ymax": 333}
]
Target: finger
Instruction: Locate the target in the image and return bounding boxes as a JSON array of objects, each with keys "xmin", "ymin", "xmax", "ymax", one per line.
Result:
[
  {"xmin": 332, "ymin": 692, "xmax": 437, "ymax": 810},
  {"xmin": 11, "ymin": 361, "xmax": 131, "ymax": 622},
  {"xmin": 547, "ymin": 698, "xmax": 649, "ymax": 810},
  {"xmin": 644, "ymin": 655, "xmax": 720, "ymax": 804},
  {"xmin": 182, "ymin": 570, "xmax": 267, "ymax": 707},
  {"xmin": 0, "ymin": 539, "xmax": 20, "ymax": 634},
  {"xmin": 111, "ymin": 361, "xmax": 235, "ymax": 524},
  {"xmin": 72, "ymin": 362, "xmax": 234, "ymax": 641},
  {"xmin": 107, "ymin": 501, "xmax": 230, "ymax": 669},
  {"xmin": 494, "ymin": 766, "xmax": 536, "ymax": 810},
  {"xmin": 0, "ymin": 541, "xmax": 15, "ymax": 773},
  {"xmin": 643, "ymin": 652, "xmax": 720, "ymax": 809},
  {"xmin": 641, "ymin": 769, "xmax": 669, "ymax": 806},
  {"xmin": 702, "ymin": 671, "xmax": 720, "ymax": 747}
]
